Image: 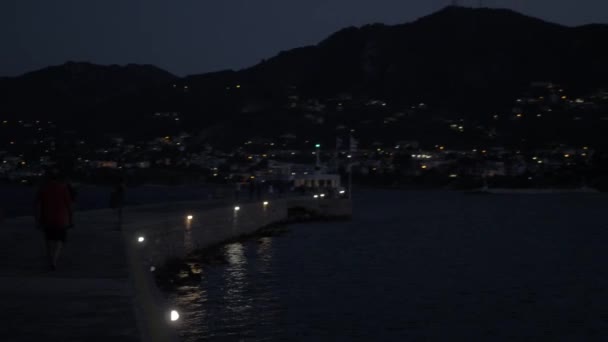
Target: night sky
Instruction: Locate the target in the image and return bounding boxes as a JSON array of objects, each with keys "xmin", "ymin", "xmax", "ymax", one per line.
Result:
[{"xmin": 2, "ymin": 0, "xmax": 607, "ymax": 77}]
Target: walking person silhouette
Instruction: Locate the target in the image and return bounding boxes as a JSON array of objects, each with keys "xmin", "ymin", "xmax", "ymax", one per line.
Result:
[{"xmin": 34, "ymin": 167, "xmax": 74, "ymax": 271}]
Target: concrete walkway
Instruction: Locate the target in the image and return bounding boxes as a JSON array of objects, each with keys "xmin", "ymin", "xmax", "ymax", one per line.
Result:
[
  {"xmin": 0, "ymin": 200, "xmax": 228, "ymax": 342},
  {"xmin": 0, "ymin": 211, "xmax": 140, "ymax": 342},
  {"xmin": 0, "ymin": 195, "xmax": 322, "ymax": 342}
]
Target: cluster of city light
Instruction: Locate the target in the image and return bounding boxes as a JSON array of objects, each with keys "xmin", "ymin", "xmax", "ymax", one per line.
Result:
[
  {"xmin": 411, "ymin": 154, "xmax": 432, "ymax": 159},
  {"xmin": 313, "ymin": 194, "xmax": 327, "ymax": 199}
]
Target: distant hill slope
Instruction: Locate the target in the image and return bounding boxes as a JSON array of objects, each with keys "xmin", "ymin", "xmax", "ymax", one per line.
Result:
[
  {"xmin": 1, "ymin": 6, "xmax": 607, "ymax": 137},
  {"xmin": 231, "ymin": 6, "xmax": 608, "ymax": 110},
  {"xmin": 0, "ymin": 61, "xmax": 177, "ymax": 121}
]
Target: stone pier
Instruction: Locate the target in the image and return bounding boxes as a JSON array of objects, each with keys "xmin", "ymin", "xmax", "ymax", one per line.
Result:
[{"xmin": 0, "ymin": 197, "xmax": 351, "ymax": 341}]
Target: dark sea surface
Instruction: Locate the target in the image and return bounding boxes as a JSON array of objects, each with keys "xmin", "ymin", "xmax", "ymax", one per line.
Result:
[{"xmin": 166, "ymin": 189, "xmax": 608, "ymax": 341}]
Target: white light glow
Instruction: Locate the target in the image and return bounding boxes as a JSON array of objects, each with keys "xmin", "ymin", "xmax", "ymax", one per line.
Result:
[
  {"xmin": 263, "ymin": 201, "xmax": 269, "ymax": 206},
  {"xmin": 137, "ymin": 236, "xmax": 145, "ymax": 243},
  {"xmin": 339, "ymin": 190, "xmax": 345, "ymax": 194},
  {"xmin": 187, "ymin": 215, "xmax": 193, "ymax": 220},
  {"xmin": 313, "ymin": 195, "xmax": 319, "ymax": 199},
  {"xmin": 150, "ymin": 266, "xmax": 156, "ymax": 272},
  {"xmin": 170, "ymin": 310, "xmax": 180, "ymax": 321},
  {"xmin": 320, "ymin": 194, "xmax": 326, "ymax": 198},
  {"xmin": 234, "ymin": 206, "xmax": 240, "ymax": 211}
]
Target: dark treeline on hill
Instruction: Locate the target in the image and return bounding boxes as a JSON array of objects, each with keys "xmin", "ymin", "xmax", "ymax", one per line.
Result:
[{"xmin": 1, "ymin": 6, "xmax": 608, "ymax": 147}]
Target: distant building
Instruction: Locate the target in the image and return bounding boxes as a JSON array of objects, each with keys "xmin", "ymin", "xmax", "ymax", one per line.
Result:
[{"xmin": 293, "ymin": 174, "xmax": 341, "ymax": 189}]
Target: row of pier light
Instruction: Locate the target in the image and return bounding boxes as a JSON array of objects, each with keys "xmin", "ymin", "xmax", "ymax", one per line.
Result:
[{"xmin": 134, "ymin": 200, "xmax": 272, "ymax": 325}]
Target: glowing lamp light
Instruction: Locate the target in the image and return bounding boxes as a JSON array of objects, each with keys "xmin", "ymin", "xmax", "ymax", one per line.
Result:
[
  {"xmin": 234, "ymin": 206, "xmax": 240, "ymax": 211},
  {"xmin": 150, "ymin": 266, "xmax": 156, "ymax": 272},
  {"xmin": 339, "ymin": 190, "xmax": 346, "ymax": 194},
  {"xmin": 421, "ymin": 165, "xmax": 428, "ymax": 169},
  {"xmin": 263, "ymin": 201, "xmax": 269, "ymax": 206},
  {"xmin": 314, "ymin": 195, "xmax": 319, "ymax": 199},
  {"xmin": 187, "ymin": 215, "xmax": 193, "ymax": 220},
  {"xmin": 170, "ymin": 310, "xmax": 180, "ymax": 322},
  {"xmin": 137, "ymin": 236, "xmax": 145, "ymax": 243},
  {"xmin": 320, "ymin": 194, "xmax": 326, "ymax": 198},
  {"xmin": 315, "ymin": 144, "xmax": 321, "ymax": 148}
]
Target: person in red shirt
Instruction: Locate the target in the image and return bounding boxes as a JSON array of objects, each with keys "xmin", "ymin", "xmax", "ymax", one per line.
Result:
[{"xmin": 35, "ymin": 168, "xmax": 73, "ymax": 270}]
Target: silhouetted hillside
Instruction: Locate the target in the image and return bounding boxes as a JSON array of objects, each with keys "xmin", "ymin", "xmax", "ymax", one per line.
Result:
[
  {"xmin": 0, "ymin": 61, "xmax": 177, "ymax": 121},
  {"xmin": 230, "ymin": 6, "xmax": 607, "ymax": 112},
  {"xmin": 1, "ymin": 6, "xmax": 607, "ymax": 143}
]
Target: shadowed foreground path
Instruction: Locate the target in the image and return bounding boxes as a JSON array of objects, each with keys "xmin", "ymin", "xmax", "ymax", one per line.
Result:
[
  {"xmin": 0, "ymin": 200, "xmax": 231, "ymax": 342},
  {"xmin": 0, "ymin": 212, "xmax": 139, "ymax": 342}
]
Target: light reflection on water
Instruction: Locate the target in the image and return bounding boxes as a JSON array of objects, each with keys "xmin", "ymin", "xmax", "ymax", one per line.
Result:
[
  {"xmin": 166, "ymin": 190, "xmax": 608, "ymax": 341},
  {"xmin": 169, "ymin": 237, "xmax": 283, "ymax": 342},
  {"xmin": 184, "ymin": 219, "xmax": 194, "ymax": 254},
  {"xmin": 223, "ymin": 242, "xmax": 251, "ymax": 318}
]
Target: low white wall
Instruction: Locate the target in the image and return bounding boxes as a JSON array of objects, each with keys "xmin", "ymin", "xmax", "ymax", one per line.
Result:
[
  {"xmin": 122, "ymin": 198, "xmax": 351, "ymax": 342},
  {"xmin": 123, "ymin": 199, "xmax": 288, "ymax": 342}
]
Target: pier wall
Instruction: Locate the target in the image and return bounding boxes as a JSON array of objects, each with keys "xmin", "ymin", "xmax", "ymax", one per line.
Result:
[{"xmin": 123, "ymin": 198, "xmax": 351, "ymax": 341}]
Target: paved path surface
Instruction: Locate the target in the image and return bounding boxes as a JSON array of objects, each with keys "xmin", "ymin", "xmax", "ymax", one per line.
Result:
[
  {"xmin": 0, "ymin": 200, "xmax": 228, "ymax": 342},
  {"xmin": 0, "ymin": 211, "xmax": 140, "ymax": 342},
  {"xmin": 0, "ymin": 195, "xmax": 302, "ymax": 342}
]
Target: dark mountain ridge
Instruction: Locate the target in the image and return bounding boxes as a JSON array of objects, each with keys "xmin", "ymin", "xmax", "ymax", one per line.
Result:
[
  {"xmin": 0, "ymin": 61, "xmax": 177, "ymax": 123},
  {"xmin": 1, "ymin": 6, "xmax": 607, "ymax": 139},
  {"xmin": 236, "ymin": 6, "xmax": 607, "ymax": 110}
]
